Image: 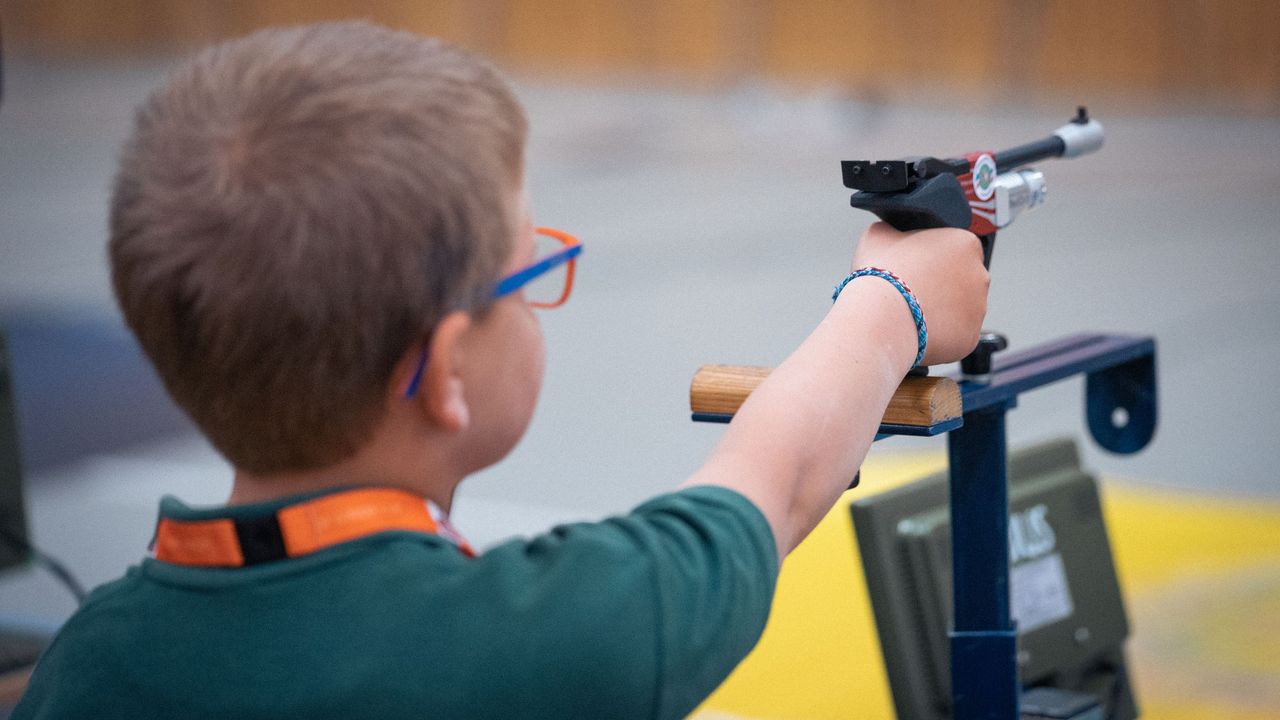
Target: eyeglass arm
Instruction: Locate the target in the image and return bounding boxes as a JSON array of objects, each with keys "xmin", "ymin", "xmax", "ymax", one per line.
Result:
[{"xmin": 492, "ymin": 243, "xmax": 582, "ymax": 300}]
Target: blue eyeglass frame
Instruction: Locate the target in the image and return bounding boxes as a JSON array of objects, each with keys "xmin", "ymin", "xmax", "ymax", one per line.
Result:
[{"xmin": 404, "ymin": 228, "xmax": 582, "ymax": 398}]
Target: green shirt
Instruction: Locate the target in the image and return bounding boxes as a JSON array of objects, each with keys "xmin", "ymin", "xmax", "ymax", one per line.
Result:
[{"xmin": 15, "ymin": 485, "xmax": 778, "ymax": 719}]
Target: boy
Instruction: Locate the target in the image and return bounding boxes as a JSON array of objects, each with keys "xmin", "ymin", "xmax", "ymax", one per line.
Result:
[{"xmin": 15, "ymin": 21, "xmax": 987, "ymax": 720}]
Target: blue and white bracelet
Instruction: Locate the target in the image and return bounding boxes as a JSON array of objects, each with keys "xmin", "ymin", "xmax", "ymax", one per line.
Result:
[{"xmin": 832, "ymin": 267, "xmax": 928, "ymax": 368}]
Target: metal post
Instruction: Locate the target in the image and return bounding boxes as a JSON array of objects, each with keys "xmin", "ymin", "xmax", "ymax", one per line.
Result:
[{"xmin": 947, "ymin": 403, "xmax": 1019, "ymax": 719}]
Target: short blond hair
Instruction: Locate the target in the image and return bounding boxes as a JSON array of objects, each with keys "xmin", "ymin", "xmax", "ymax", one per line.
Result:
[{"xmin": 110, "ymin": 21, "xmax": 527, "ymax": 473}]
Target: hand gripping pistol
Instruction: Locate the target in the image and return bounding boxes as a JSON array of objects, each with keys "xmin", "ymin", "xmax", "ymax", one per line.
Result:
[{"xmin": 842, "ymin": 107, "xmax": 1105, "ymax": 269}]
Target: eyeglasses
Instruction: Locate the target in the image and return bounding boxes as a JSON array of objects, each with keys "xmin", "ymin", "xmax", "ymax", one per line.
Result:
[
  {"xmin": 494, "ymin": 227, "xmax": 582, "ymax": 308},
  {"xmin": 404, "ymin": 227, "xmax": 582, "ymax": 397}
]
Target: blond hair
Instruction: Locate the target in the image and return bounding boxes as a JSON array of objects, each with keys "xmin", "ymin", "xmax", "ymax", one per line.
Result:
[{"xmin": 110, "ymin": 21, "xmax": 527, "ymax": 473}]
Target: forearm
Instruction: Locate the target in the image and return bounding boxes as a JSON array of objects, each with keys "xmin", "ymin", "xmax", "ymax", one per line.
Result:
[{"xmin": 682, "ymin": 278, "xmax": 917, "ymax": 558}]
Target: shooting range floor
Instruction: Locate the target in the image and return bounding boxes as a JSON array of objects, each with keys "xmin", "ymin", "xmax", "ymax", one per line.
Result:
[{"xmin": 691, "ymin": 451, "xmax": 1280, "ymax": 720}]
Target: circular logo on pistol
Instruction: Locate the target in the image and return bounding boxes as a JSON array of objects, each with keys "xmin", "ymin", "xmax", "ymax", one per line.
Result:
[{"xmin": 972, "ymin": 154, "xmax": 997, "ymax": 201}]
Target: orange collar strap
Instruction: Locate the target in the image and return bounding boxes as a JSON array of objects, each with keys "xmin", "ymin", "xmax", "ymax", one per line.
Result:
[{"xmin": 152, "ymin": 487, "xmax": 475, "ymax": 567}]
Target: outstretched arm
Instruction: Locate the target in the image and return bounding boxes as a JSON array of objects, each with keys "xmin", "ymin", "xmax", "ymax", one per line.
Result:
[{"xmin": 682, "ymin": 222, "xmax": 989, "ymax": 558}]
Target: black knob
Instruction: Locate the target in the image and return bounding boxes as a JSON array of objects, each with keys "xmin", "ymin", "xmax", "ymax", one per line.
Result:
[{"xmin": 960, "ymin": 332, "xmax": 1008, "ymax": 378}]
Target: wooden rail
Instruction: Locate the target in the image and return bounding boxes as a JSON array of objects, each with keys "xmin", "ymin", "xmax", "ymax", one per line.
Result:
[{"xmin": 690, "ymin": 364, "xmax": 962, "ymax": 427}]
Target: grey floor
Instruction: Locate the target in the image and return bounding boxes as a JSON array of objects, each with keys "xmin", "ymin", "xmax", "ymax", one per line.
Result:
[{"xmin": 2, "ymin": 57, "xmax": 1279, "ymax": 623}]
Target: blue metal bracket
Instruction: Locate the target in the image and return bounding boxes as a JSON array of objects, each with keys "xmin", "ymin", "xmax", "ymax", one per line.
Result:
[
  {"xmin": 955, "ymin": 333, "xmax": 1157, "ymax": 452},
  {"xmin": 1086, "ymin": 351, "xmax": 1157, "ymax": 454}
]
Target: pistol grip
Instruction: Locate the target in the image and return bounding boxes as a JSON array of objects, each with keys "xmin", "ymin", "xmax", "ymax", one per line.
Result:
[
  {"xmin": 979, "ymin": 233, "xmax": 996, "ymax": 268},
  {"xmin": 848, "ymin": 173, "xmax": 971, "ymax": 232}
]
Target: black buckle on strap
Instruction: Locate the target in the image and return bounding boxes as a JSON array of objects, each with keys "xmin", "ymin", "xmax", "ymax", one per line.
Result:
[{"xmin": 233, "ymin": 514, "xmax": 288, "ymax": 566}]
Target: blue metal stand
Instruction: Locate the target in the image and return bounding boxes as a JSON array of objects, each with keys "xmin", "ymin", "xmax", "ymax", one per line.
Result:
[
  {"xmin": 692, "ymin": 332, "xmax": 1157, "ymax": 718},
  {"xmin": 938, "ymin": 333, "xmax": 1157, "ymax": 719},
  {"xmin": 948, "ymin": 406, "xmax": 1020, "ymax": 719}
]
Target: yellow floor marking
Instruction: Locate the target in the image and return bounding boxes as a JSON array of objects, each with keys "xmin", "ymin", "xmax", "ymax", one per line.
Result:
[{"xmin": 692, "ymin": 450, "xmax": 1280, "ymax": 720}]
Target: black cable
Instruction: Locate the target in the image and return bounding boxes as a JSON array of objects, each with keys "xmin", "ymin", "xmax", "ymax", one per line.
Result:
[{"xmin": 0, "ymin": 524, "xmax": 87, "ymax": 604}]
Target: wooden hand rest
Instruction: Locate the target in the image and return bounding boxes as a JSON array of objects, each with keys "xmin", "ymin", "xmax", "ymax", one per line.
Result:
[{"xmin": 689, "ymin": 364, "xmax": 963, "ymax": 427}]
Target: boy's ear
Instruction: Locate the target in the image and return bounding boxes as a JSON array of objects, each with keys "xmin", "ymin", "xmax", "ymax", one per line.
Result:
[{"xmin": 404, "ymin": 312, "xmax": 473, "ymax": 434}]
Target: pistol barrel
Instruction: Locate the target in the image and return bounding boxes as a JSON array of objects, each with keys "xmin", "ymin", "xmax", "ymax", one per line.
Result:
[{"xmin": 995, "ymin": 107, "xmax": 1104, "ymax": 171}]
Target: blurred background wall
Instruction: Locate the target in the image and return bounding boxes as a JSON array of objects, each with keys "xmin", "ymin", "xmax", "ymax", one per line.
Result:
[{"xmin": 6, "ymin": 0, "xmax": 1280, "ymax": 114}]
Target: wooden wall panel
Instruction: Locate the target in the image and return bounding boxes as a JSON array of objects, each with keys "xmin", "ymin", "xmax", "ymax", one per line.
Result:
[
  {"xmin": 3, "ymin": 0, "xmax": 1277, "ymax": 113},
  {"xmin": 759, "ymin": 0, "xmax": 899, "ymax": 89},
  {"xmin": 495, "ymin": 0, "xmax": 747, "ymax": 80}
]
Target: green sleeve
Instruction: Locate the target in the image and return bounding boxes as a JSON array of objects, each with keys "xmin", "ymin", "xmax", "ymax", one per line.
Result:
[
  {"xmin": 630, "ymin": 486, "xmax": 779, "ymax": 719},
  {"xmin": 470, "ymin": 485, "xmax": 779, "ymax": 720}
]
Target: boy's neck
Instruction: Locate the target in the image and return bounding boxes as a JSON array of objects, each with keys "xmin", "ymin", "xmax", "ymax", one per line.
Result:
[
  {"xmin": 227, "ymin": 472, "xmax": 457, "ymax": 514},
  {"xmin": 225, "ymin": 353, "xmax": 488, "ymax": 515},
  {"xmin": 227, "ymin": 443, "xmax": 463, "ymax": 514}
]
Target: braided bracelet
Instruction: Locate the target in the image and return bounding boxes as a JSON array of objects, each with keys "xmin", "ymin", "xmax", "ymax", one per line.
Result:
[{"xmin": 832, "ymin": 267, "xmax": 928, "ymax": 368}]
